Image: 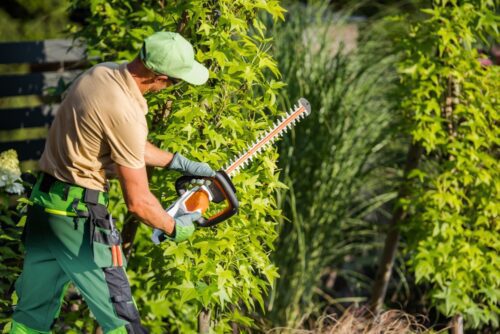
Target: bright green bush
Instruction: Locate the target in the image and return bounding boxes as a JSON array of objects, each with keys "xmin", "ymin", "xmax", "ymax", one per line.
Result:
[
  {"xmin": 69, "ymin": 0, "xmax": 286, "ymax": 332},
  {"xmin": 396, "ymin": 0, "xmax": 499, "ymax": 329}
]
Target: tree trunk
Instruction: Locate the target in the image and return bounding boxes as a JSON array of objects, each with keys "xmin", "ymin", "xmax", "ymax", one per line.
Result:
[
  {"xmin": 369, "ymin": 224, "xmax": 401, "ymax": 313},
  {"xmin": 450, "ymin": 314, "xmax": 463, "ymax": 334},
  {"xmin": 232, "ymin": 322, "xmax": 239, "ymax": 334},
  {"xmin": 92, "ymin": 321, "xmax": 104, "ymax": 334},
  {"xmin": 369, "ymin": 142, "xmax": 421, "ymax": 314},
  {"xmin": 198, "ymin": 308, "xmax": 211, "ymax": 334}
]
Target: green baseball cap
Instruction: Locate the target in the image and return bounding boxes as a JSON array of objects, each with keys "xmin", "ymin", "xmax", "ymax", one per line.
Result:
[{"xmin": 140, "ymin": 32, "xmax": 209, "ymax": 85}]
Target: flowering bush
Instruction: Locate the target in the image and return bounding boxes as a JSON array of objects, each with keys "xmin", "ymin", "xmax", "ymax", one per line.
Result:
[{"xmin": 0, "ymin": 150, "xmax": 24, "ymax": 197}]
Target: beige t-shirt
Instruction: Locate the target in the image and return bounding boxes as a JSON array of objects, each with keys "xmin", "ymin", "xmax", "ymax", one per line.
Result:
[{"xmin": 39, "ymin": 62, "xmax": 148, "ymax": 191}]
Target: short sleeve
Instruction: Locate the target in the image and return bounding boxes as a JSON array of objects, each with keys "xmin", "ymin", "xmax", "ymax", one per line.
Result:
[{"xmin": 105, "ymin": 120, "xmax": 147, "ymax": 168}]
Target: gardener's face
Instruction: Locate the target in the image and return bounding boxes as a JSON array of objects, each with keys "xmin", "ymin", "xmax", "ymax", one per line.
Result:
[{"xmin": 149, "ymin": 75, "xmax": 180, "ymax": 93}]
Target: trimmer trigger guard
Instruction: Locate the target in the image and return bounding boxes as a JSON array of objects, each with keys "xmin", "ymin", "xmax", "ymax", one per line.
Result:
[
  {"xmin": 196, "ymin": 170, "xmax": 238, "ymax": 228},
  {"xmin": 173, "ymin": 170, "xmax": 238, "ymax": 228}
]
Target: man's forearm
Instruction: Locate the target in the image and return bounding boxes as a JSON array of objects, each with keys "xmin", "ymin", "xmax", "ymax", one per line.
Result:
[
  {"xmin": 128, "ymin": 191, "xmax": 175, "ymax": 234},
  {"xmin": 144, "ymin": 141, "xmax": 174, "ymax": 167},
  {"xmin": 116, "ymin": 163, "xmax": 175, "ymax": 234}
]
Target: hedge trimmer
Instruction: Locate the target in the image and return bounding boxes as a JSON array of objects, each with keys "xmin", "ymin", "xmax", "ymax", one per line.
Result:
[{"xmin": 152, "ymin": 98, "xmax": 311, "ymax": 243}]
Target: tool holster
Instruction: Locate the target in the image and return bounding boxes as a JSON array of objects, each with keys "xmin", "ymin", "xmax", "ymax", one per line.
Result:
[{"xmin": 81, "ymin": 189, "xmax": 123, "ymax": 268}]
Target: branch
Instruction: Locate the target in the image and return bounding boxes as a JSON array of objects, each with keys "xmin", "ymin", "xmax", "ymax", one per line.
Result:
[{"xmin": 368, "ymin": 142, "xmax": 422, "ymax": 314}]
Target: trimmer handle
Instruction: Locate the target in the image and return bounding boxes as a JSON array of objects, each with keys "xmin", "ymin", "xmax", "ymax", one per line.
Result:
[{"xmin": 175, "ymin": 170, "xmax": 239, "ymax": 227}]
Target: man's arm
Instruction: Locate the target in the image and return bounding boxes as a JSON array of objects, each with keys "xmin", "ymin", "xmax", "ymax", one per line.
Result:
[
  {"xmin": 115, "ymin": 163, "xmax": 174, "ymax": 234},
  {"xmin": 144, "ymin": 141, "xmax": 174, "ymax": 168}
]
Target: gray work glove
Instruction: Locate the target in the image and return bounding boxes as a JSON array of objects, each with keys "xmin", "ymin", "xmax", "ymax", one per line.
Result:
[
  {"xmin": 168, "ymin": 152, "xmax": 216, "ymax": 177},
  {"xmin": 152, "ymin": 212, "xmax": 201, "ymax": 244},
  {"xmin": 171, "ymin": 212, "xmax": 200, "ymax": 242}
]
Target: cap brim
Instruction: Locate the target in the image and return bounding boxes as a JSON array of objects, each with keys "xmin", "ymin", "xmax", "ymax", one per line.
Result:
[{"xmin": 178, "ymin": 61, "xmax": 209, "ymax": 86}]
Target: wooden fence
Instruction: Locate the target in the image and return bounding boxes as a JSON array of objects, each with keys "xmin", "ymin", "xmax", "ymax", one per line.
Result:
[{"xmin": 0, "ymin": 39, "xmax": 87, "ymax": 169}]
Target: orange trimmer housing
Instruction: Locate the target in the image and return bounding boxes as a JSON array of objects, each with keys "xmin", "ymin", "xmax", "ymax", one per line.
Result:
[{"xmin": 175, "ymin": 170, "xmax": 239, "ymax": 227}]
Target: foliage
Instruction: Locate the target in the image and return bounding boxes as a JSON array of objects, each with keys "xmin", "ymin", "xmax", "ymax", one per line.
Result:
[
  {"xmin": 0, "ymin": 150, "xmax": 25, "ymax": 328},
  {"xmin": 0, "ymin": 0, "xmax": 69, "ymax": 42},
  {"xmin": 68, "ymin": 0, "xmax": 286, "ymax": 332},
  {"xmin": 264, "ymin": 2, "xmax": 404, "ymax": 328},
  {"xmin": 396, "ymin": 0, "xmax": 499, "ymax": 329}
]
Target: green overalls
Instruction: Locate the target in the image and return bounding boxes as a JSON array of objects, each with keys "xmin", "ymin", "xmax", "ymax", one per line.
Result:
[{"xmin": 11, "ymin": 173, "xmax": 148, "ymax": 334}]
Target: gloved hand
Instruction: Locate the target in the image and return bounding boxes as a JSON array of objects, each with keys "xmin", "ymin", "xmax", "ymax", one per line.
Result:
[
  {"xmin": 152, "ymin": 212, "xmax": 201, "ymax": 244},
  {"xmin": 171, "ymin": 211, "xmax": 200, "ymax": 242},
  {"xmin": 168, "ymin": 152, "xmax": 216, "ymax": 177}
]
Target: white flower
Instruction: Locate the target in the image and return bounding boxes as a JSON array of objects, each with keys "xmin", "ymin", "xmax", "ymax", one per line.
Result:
[
  {"xmin": 5, "ymin": 182, "xmax": 24, "ymax": 195},
  {"xmin": 0, "ymin": 150, "xmax": 24, "ymax": 195},
  {"xmin": 0, "ymin": 174, "xmax": 7, "ymax": 187}
]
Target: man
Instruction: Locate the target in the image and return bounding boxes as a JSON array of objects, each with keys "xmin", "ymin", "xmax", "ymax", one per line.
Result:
[{"xmin": 10, "ymin": 32, "xmax": 213, "ymax": 334}]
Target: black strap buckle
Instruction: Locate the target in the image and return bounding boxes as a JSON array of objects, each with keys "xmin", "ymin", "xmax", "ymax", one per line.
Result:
[{"xmin": 83, "ymin": 189, "xmax": 100, "ymax": 205}]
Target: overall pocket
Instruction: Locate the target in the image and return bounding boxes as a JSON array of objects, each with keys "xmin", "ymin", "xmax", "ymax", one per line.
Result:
[
  {"xmin": 92, "ymin": 230, "xmax": 114, "ymax": 268},
  {"xmin": 87, "ymin": 204, "xmax": 123, "ymax": 268}
]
